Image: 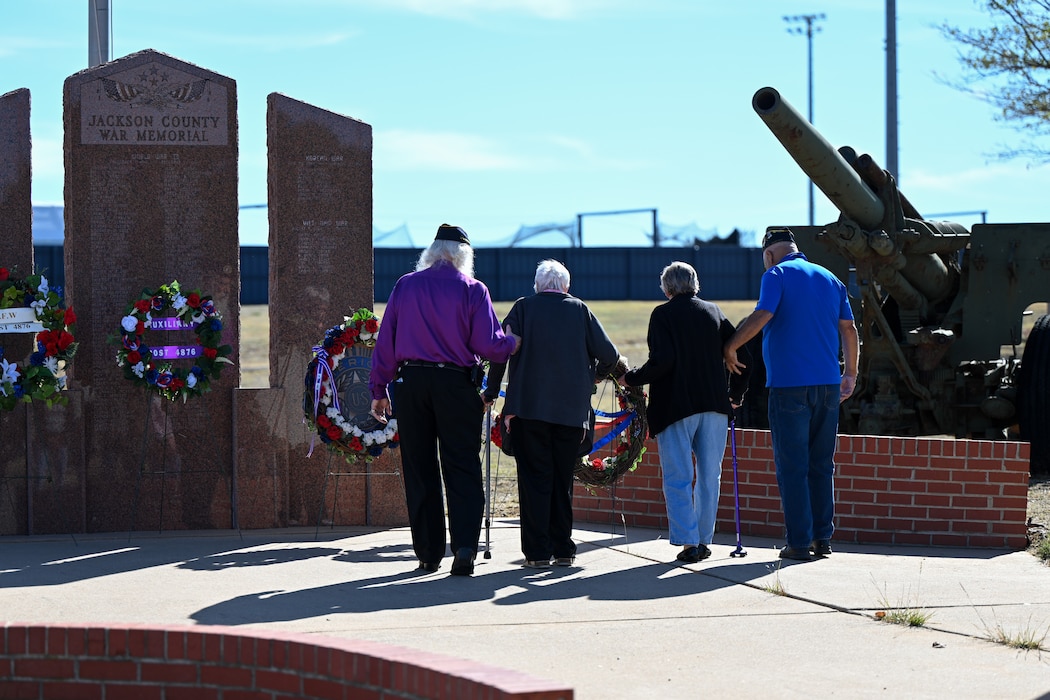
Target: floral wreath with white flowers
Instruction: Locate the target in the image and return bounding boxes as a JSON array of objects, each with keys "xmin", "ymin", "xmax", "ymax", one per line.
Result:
[
  {"xmin": 304, "ymin": 308, "xmax": 399, "ymax": 463},
  {"xmin": 0, "ymin": 266, "xmax": 78, "ymax": 411},
  {"xmin": 110, "ymin": 280, "xmax": 234, "ymax": 402}
]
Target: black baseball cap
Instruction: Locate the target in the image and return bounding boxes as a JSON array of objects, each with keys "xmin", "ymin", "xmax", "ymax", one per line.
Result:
[
  {"xmin": 761, "ymin": 227, "xmax": 795, "ymax": 250},
  {"xmin": 435, "ymin": 223, "xmax": 470, "ymax": 245}
]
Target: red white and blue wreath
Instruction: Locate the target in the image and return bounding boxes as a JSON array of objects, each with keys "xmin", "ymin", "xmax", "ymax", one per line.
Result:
[
  {"xmin": 487, "ymin": 366, "xmax": 648, "ymax": 488},
  {"xmin": 0, "ymin": 266, "xmax": 78, "ymax": 411},
  {"xmin": 111, "ymin": 280, "xmax": 233, "ymax": 402},
  {"xmin": 304, "ymin": 308, "xmax": 399, "ymax": 463},
  {"xmin": 577, "ymin": 380, "xmax": 648, "ymax": 488}
]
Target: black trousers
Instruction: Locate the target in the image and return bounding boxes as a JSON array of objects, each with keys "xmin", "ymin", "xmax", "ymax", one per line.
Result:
[
  {"xmin": 392, "ymin": 366, "xmax": 485, "ymax": 565},
  {"xmin": 511, "ymin": 417, "xmax": 581, "ymax": 561}
]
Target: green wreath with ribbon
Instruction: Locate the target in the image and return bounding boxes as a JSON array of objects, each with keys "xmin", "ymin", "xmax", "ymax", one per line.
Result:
[
  {"xmin": 0, "ymin": 266, "xmax": 78, "ymax": 411},
  {"xmin": 110, "ymin": 280, "xmax": 233, "ymax": 402}
]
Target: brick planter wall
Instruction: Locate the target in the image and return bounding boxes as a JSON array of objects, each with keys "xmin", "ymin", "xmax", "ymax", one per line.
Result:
[
  {"xmin": 0, "ymin": 624, "xmax": 572, "ymax": 699},
  {"xmin": 574, "ymin": 429, "xmax": 1030, "ymax": 550}
]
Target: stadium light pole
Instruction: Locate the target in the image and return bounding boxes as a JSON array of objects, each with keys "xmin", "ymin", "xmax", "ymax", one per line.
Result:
[
  {"xmin": 784, "ymin": 12, "xmax": 825, "ymax": 226},
  {"xmin": 886, "ymin": 0, "xmax": 899, "ymax": 183}
]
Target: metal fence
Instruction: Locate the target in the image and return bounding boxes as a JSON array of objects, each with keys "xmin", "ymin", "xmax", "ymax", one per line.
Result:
[{"xmin": 33, "ymin": 245, "xmax": 764, "ymax": 304}]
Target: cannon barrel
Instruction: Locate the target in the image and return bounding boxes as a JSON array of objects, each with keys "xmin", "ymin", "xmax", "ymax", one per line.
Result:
[{"xmin": 753, "ymin": 86, "xmax": 884, "ymax": 231}]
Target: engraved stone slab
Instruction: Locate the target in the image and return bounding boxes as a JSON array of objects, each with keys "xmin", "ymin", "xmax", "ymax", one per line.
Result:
[
  {"xmin": 64, "ymin": 50, "xmax": 239, "ymax": 533},
  {"xmin": 0, "ymin": 88, "xmax": 32, "ymax": 268},
  {"xmin": 265, "ymin": 93, "xmax": 402, "ymax": 526},
  {"xmin": 0, "ymin": 87, "xmax": 35, "ymax": 535}
]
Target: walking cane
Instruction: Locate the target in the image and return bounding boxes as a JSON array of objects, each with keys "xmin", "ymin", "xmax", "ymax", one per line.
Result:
[
  {"xmin": 483, "ymin": 404, "xmax": 493, "ymax": 559},
  {"xmin": 729, "ymin": 415, "xmax": 747, "ymax": 558}
]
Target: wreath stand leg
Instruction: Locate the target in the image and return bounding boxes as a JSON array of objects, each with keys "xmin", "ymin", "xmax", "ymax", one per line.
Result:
[
  {"xmin": 128, "ymin": 394, "xmax": 241, "ymax": 540},
  {"xmin": 128, "ymin": 394, "xmax": 155, "ymax": 540},
  {"xmin": 608, "ymin": 481, "xmax": 629, "ymax": 545},
  {"xmin": 36, "ymin": 447, "xmax": 79, "ymax": 544},
  {"xmin": 0, "ymin": 413, "xmax": 26, "ymax": 536},
  {"xmin": 314, "ymin": 452, "xmax": 336, "ymax": 539},
  {"xmin": 314, "ymin": 454, "xmax": 406, "ymax": 540}
]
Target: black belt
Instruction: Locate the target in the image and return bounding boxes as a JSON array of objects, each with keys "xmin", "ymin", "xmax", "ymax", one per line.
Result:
[{"xmin": 400, "ymin": 360, "xmax": 471, "ymax": 374}]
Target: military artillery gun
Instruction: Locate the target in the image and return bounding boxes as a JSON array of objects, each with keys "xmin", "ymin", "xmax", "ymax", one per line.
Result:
[{"xmin": 752, "ymin": 86, "xmax": 1050, "ymax": 472}]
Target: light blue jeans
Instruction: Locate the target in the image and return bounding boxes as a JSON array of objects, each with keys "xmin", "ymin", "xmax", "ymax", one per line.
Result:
[{"xmin": 654, "ymin": 411, "xmax": 728, "ymax": 546}]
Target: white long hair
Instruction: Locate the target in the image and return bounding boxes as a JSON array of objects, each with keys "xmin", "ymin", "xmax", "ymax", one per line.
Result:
[{"xmin": 416, "ymin": 240, "xmax": 475, "ymax": 277}]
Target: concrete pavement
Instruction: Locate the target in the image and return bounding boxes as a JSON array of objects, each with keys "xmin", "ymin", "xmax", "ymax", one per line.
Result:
[{"xmin": 2, "ymin": 520, "xmax": 1050, "ymax": 699}]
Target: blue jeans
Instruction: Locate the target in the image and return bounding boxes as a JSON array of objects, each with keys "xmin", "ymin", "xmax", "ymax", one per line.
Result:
[
  {"xmin": 767, "ymin": 385, "xmax": 840, "ymax": 549},
  {"xmin": 654, "ymin": 411, "xmax": 728, "ymax": 546}
]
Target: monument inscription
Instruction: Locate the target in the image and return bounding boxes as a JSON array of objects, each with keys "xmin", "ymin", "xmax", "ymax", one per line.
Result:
[{"xmin": 79, "ymin": 61, "xmax": 228, "ymax": 146}]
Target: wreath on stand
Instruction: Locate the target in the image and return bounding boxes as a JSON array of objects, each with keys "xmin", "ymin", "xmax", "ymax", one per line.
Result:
[
  {"xmin": 575, "ymin": 380, "xmax": 648, "ymax": 488},
  {"xmin": 110, "ymin": 280, "xmax": 233, "ymax": 402},
  {"xmin": 0, "ymin": 266, "xmax": 78, "ymax": 411},
  {"xmin": 488, "ymin": 365, "xmax": 648, "ymax": 488},
  {"xmin": 303, "ymin": 308, "xmax": 399, "ymax": 463}
]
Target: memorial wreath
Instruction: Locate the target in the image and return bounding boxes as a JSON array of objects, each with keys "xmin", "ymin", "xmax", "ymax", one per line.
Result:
[
  {"xmin": 575, "ymin": 378, "xmax": 648, "ymax": 488},
  {"xmin": 304, "ymin": 308, "xmax": 399, "ymax": 463},
  {"xmin": 0, "ymin": 266, "xmax": 78, "ymax": 411},
  {"xmin": 111, "ymin": 280, "xmax": 233, "ymax": 402},
  {"xmin": 487, "ymin": 363, "xmax": 648, "ymax": 488}
]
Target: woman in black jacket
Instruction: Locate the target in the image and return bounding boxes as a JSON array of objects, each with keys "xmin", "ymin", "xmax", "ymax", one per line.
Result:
[
  {"xmin": 485, "ymin": 260, "xmax": 620, "ymax": 568},
  {"xmin": 622, "ymin": 262, "xmax": 750, "ymax": 563}
]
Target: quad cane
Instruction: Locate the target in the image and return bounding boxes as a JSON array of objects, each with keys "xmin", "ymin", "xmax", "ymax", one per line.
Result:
[
  {"xmin": 729, "ymin": 415, "xmax": 747, "ymax": 558},
  {"xmin": 483, "ymin": 404, "xmax": 494, "ymax": 559}
]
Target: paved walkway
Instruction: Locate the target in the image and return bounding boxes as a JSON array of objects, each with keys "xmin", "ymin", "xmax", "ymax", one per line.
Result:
[{"xmin": 2, "ymin": 520, "xmax": 1050, "ymax": 699}]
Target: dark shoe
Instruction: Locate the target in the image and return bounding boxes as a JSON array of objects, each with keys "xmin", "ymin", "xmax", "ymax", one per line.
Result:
[
  {"xmin": 696, "ymin": 544, "xmax": 712, "ymax": 561},
  {"xmin": 779, "ymin": 545, "xmax": 814, "ymax": 561},
  {"xmin": 523, "ymin": 558, "xmax": 552, "ymax": 568},
  {"xmin": 812, "ymin": 540, "xmax": 832, "ymax": 557},
  {"xmin": 450, "ymin": 547, "xmax": 475, "ymax": 576},
  {"xmin": 554, "ymin": 556, "xmax": 575, "ymax": 567},
  {"xmin": 676, "ymin": 546, "xmax": 701, "ymax": 563},
  {"xmin": 417, "ymin": 561, "xmax": 440, "ymax": 573}
]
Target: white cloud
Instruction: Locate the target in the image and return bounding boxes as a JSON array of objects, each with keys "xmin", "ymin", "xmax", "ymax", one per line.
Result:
[
  {"xmin": 374, "ymin": 129, "xmax": 645, "ymax": 172},
  {"xmin": 376, "ymin": 130, "xmax": 524, "ymax": 171},
  {"xmin": 355, "ymin": 0, "xmax": 629, "ymax": 20},
  {"xmin": 0, "ymin": 36, "xmax": 72, "ymax": 58},
  {"xmin": 180, "ymin": 31, "xmax": 357, "ymax": 51},
  {"xmin": 907, "ymin": 162, "xmax": 1047, "ymax": 193}
]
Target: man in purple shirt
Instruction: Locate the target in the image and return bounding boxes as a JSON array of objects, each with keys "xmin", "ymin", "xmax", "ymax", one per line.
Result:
[{"xmin": 370, "ymin": 224, "xmax": 520, "ymax": 576}]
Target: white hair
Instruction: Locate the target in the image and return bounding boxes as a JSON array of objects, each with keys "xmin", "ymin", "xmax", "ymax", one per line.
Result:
[
  {"xmin": 416, "ymin": 240, "xmax": 475, "ymax": 277},
  {"xmin": 534, "ymin": 259, "xmax": 570, "ymax": 293},
  {"xmin": 660, "ymin": 261, "xmax": 699, "ymax": 296}
]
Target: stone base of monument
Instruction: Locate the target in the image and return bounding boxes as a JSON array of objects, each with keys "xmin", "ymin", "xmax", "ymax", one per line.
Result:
[
  {"xmin": 0, "ymin": 394, "xmax": 88, "ymax": 536},
  {"xmin": 233, "ymin": 388, "xmax": 409, "ymax": 530}
]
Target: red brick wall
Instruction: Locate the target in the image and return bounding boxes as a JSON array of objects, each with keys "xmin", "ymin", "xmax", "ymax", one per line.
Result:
[
  {"xmin": 0, "ymin": 624, "xmax": 572, "ymax": 699},
  {"xmin": 574, "ymin": 429, "xmax": 1030, "ymax": 549}
]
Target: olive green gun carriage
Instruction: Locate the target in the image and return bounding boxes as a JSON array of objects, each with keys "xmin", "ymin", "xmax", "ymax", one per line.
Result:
[{"xmin": 752, "ymin": 86, "xmax": 1050, "ymax": 473}]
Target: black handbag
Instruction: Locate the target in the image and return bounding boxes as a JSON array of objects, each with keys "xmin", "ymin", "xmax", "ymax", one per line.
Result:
[
  {"xmin": 577, "ymin": 409, "xmax": 596, "ymax": 457},
  {"xmin": 494, "ymin": 413, "xmax": 514, "ymax": 457}
]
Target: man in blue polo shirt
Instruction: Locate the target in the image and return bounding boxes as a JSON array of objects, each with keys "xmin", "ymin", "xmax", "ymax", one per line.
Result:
[{"xmin": 723, "ymin": 227, "xmax": 859, "ymax": 561}]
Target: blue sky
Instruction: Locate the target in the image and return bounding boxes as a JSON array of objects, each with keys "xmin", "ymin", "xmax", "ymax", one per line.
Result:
[{"xmin": 3, "ymin": 0, "xmax": 1047, "ymax": 248}]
